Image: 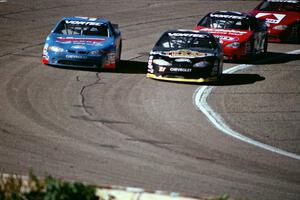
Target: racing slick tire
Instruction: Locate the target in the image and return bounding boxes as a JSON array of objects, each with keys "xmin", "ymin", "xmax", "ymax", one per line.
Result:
[
  {"xmin": 116, "ymin": 41, "xmax": 122, "ymax": 69},
  {"xmin": 263, "ymin": 35, "xmax": 268, "ymax": 54}
]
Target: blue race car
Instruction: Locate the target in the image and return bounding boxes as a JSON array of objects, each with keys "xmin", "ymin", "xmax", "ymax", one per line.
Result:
[{"xmin": 42, "ymin": 16, "xmax": 122, "ymax": 69}]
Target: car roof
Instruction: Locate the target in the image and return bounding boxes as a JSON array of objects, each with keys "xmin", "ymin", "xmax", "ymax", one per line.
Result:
[
  {"xmin": 209, "ymin": 11, "xmax": 252, "ymax": 19},
  {"xmin": 62, "ymin": 16, "xmax": 109, "ymax": 24}
]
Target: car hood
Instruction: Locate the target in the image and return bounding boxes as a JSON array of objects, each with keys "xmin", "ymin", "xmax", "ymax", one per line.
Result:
[
  {"xmin": 195, "ymin": 26, "xmax": 253, "ymax": 45},
  {"xmin": 251, "ymin": 10, "xmax": 300, "ymax": 27},
  {"xmin": 151, "ymin": 48, "xmax": 216, "ymax": 58},
  {"xmin": 48, "ymin": 34, "xmax": 114, "ymax": 51}
]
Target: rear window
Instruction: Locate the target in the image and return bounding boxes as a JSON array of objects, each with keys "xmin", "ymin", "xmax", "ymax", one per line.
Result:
[
  {"xmin": 257, "ymin": 1, "xmax": 300, "ymax": 12},
  {"xmin": 54, "ymin": 20, "xmax": 109, "ymax": 37},
  {"xmin": 155, "ymin": 32, "xmax": 216, "ymax": 49}
]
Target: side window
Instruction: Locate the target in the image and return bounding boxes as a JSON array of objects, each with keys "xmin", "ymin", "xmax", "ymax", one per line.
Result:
[
  {"xmin": 249, "ymin": 17, "xmax": 259, "ymax": 31},
  {"xmin": 108, "ymin": 22, "xmax": 116, "ymax": 37},
  {"xmin": 198, "ymin": 15, "xmax": 210, "ymax": 27}
]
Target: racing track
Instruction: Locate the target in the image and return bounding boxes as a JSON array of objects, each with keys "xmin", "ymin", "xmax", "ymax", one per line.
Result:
[{"xmin": 0, "ymin": 1, "xmax": 300, "ymax": 199}]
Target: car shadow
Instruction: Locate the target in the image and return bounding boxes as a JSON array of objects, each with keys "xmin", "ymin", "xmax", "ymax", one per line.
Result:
[
  {"xmin": 47, "ymin": 60, "xmax": 148, "ymax": 74},
  {"xmin": 210, "ymin": 74, "xmax": 265, "ymax": 86},
  {"xmin": 226, "ymin": 51, "xmax": 300, "ymax": 65},
  {"xmin": 169, "ymin": 74, "xmax": 265, "ymax": 86}
]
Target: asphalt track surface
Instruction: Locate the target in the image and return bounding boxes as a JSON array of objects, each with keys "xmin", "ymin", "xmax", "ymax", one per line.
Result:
[{"xmin": 0, "ymin": 0, "xmax": 300, "ymax": 199}]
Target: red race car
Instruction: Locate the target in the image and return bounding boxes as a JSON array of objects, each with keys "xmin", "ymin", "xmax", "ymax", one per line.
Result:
[
  {"xmin": 194, "ymin": 11, "xmax": 268, "ymax": 60},
  {"xmin": 250, "ymin": 0, "xmax": 300, "ymax": 43}
]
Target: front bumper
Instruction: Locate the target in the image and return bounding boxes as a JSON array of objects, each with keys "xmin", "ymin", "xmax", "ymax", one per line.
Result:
[
  {"xmin": 147, "ymin": 62, "xmax": 219, "ymax": 83},
  {"xmin": 42, "ymin": 51, "xmax": 116, "ymax": 69},
  {"xmin": 147, "ymin": 73, "xmax": 217, "ymax": 83},
  {"xmin": 223, "ymin": 45, "xmax": 247, "ymax": 60},
  {"xmin": 268, "ymin": 25, "xmax": 299, "ymax": 43}
]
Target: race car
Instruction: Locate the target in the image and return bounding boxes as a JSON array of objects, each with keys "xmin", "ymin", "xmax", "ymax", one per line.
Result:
[
  {"xmin": 42, "ymin": 16, "xmax": 122, "ymax": 69},
  {"xmin": 147, "ymin": 30, "xmax": 223, "ymax": 83},
  {"xmin": 249, "ymin": 0, "xmax": 300, "ymax": 43},
  {"xmin": 194, "ymin": 11, "xmax": 268, "ymax": 60}
]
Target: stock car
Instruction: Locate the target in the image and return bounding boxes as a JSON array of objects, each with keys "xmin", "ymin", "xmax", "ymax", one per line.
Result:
[
  {"xmin": 42, "ymin": 16, "xmax": 122, "ymax": 69},
  {"xmin": 194, "ymin": 11, "xmax": 268, "ymax": 60},
  {"xmin": 147, "ymin": 30, "xmax": 223, "ymax": 83},
  {"xmin": 250, "ymin": 0, "xmax": 300, "ymax": 43}
]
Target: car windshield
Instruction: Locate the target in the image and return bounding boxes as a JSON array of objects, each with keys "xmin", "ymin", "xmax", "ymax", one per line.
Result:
[
  {"xmin": 257, "ymin": 1, "xmax": 300, "ymax": 12},
  {"xmin": 155, "ymin": 32, "xmax": 215, "ymax": 49},
  {"xmin": 198, "ymin": 14, "xmax": 250, "ymax": 30},
  {"xmin": 54, "ymin": 20, "xmax": 109, "ymax": 36}
]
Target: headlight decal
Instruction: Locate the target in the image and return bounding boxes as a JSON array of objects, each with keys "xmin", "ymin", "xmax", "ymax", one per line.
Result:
[
  {"xmin": 152, "ymin": 59, "xmax": 172, "ymax": 66},
  {"xmin": 48, "ymin": 46, "xmax": 66, "ymax": 53},
  {"xmin": 226, "ymin": 42, "xmax": 240, "ymax": 48},
  {"xmin": 273, "ymin": 25, "xmax": 288, "ymax": 30}
]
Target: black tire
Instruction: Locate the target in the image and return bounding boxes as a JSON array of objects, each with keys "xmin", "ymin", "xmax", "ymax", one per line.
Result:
[
  {"xmin": 116, "ymin": 41, "xmax": 122, "ymax": 69},
  {"xmin": 263, "ymin": 34, "xmax": 268, "ymax": 54}
]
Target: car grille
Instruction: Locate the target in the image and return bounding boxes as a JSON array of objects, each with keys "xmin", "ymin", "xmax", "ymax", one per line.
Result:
[
  {"xmin": 58, "ymin": 60, "xmax": 98, "ymax": 67},
  {"xmin": 67, "ymin": 50, "xmax": 88, "ymax": 54}
]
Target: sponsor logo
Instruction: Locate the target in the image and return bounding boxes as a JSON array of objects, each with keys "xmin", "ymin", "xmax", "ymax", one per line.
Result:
[
  {"xmin": 164, "ymin": 50, "xmax": 211, "ymax": 58},
  {"xmin": 168, "ymin": 33, "xmax": 207, "ymax": 38},
  {"xmin": 214, "ymin": 35, "xmax": 239, "ymax": 42},
  {"xmin": 256, "ymin": 13, "xmax": 286, "ymax": 24},
  {"xmin": 65, "ymin": 20, "xmax": 102, "ymax": 26},
  {"xmin": 71, "ymin": 45, "xmax": 86, "ymax": 49},
  {"xmin": 200, "ymin": 28, "xmax": 247, "ymax": 36},
  {"xmin": 210, "ymin": 14, "xmax": 244, "ymax": 20},
  {"xmin": 56, "ymin": 37, "xmax": 105, "ymax": 43},
  {"xmin": 170, "ymin": 68, "xmax": 192, "ymax": 72},
  {"xmin": 66, "ymin": 55, "xmax": 87, "ymax": 59}
]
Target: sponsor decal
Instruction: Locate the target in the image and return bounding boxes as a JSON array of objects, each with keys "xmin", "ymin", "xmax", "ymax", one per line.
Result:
[
  {"xmin": 200, "ymin": 28, "xmax": 247, "ymax": 36},
  {"xmin": 170, "ymin": 68, "xmax": 192, "ymax": 72},
  {"xmin": 214, "ymin": 35, "xmax": 239, "ymax": 42},
  {"xmin": 56, "ymin": 37, "xmax": 105, "ymax": 43},
  {"xmin": 210, "ymin": 14, "xmax": 244, "ymax": 20},
  {"xmin": 255, "ymin": 13, "xmax": 286, "ymax": 24},
  {"xmin": 164, "ymin": 50, "xmax": 211, "ymax": 58},
  {"xmin": 168, "ymin": 32, "xmax": 207, "ymax": 38},
  {"xmin": 66, "ymin": 55, "xmax": 87, "ymax": 59},
  {"xmin": 71, "ymin": 45, "xmax": 86, "ymax": 49},
  {"xmin": 65, "ymin": 20, "xmax": 102, "ymax": 26}
]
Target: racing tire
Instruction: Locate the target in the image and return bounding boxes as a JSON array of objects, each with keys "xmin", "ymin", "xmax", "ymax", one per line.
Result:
[
  {"xmin": 263, "ymin": 35, "xmax": 268, "ymax": 54},
  {"xmin": 216, "ymin": 60, "xmax": 223, "ymax": 81},
  {"xmin": 116, "ymin": 41, "xmax": 122, "ymax": 70}
]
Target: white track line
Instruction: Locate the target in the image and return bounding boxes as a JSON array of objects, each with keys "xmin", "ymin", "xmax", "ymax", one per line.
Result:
[{"xmin": 194, "ymin": 49, "xmax": 300, "ymax": 161}]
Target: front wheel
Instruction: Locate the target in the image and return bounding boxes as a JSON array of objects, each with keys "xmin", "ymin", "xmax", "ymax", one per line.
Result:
[
  {"xmin": 262, "ymin": 35, "xmax": 268, "ymax": 54},
  {"xmin": 116, "ymin": 41, "xmax": 122, "ymax": 69}
]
